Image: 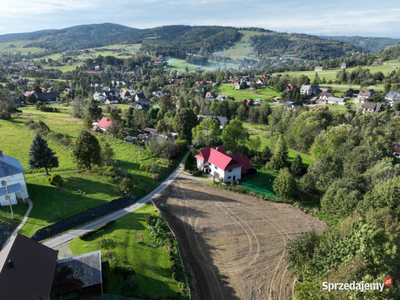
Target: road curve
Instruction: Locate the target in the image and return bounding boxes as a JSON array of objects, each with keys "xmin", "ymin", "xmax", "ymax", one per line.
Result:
[{"xmin": 43, "ymin": 152, "xmax": 188, "ymax": 249}]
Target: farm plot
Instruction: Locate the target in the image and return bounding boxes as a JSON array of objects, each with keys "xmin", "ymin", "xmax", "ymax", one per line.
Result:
[{"xmin": 154, "ymin": 177, "xmax": 325, "ymax": 300}]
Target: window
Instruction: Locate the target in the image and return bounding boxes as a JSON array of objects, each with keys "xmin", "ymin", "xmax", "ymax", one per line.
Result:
[
  {"xmin": 228, "ymin": 176, "xmax": 231, "ymax": 180},
  {"xmin": 228, "ymin": 169, "xmax": 233, "ymax": 173},
  {"xmin": 215, "ymin": 166, "xmax": 218, "ymax": 170}
]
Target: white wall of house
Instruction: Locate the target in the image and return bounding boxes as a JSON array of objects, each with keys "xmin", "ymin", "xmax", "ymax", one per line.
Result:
[
  {"xmin": 0, "ymin": 173, "xmax": 29, "ymax": 206},
  {"xmin": 223, "ymin": 167, "xmax": 242, "ymax": 183}
]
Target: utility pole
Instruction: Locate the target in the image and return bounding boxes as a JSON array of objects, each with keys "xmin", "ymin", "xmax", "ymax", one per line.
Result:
[{"xmin": 1, "ymin": 180, "xmax": 14, "ymax": 219}]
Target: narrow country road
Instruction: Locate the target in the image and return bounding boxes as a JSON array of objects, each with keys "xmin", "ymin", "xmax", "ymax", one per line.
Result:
[{"xmin": 43, "ymin": 152, "xmax": 188, "ymax": 249}]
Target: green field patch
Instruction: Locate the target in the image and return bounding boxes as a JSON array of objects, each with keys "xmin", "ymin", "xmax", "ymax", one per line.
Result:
[
  {"xmin": 69, "ymin": 204, "xmax": 185, "ymax": 299},
  {"xmin": 218, "ymin": 83, "xmax": 280, "ymax": 100}
]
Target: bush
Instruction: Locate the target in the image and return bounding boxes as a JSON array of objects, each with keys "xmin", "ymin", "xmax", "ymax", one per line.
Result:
[
  {"xmin": 96, "ymin": 237, "xmax": 117, "ymax": 250},
  {"xmin": 114, "ymin": 265, "xmax": 136, "ymax": 279},
  {"xmin": 48, "ymin": 174, "xmax": 63, "ymax": 187},
  {"xmin": 119, "ymin": 178, "xmax": 135, "ymax": 195},
  {"xmin": 192, "ymin": 169, "xmax": 202, "ymax": 176},
  {"xmin": 125, "ymin": 274, "xmax": 140, "ymax": 290},
  {"xmin": 0, "ymin": 110, "xmax": 11, "ymax": 120}
]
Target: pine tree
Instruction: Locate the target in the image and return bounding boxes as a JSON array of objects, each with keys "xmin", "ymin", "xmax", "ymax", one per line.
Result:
[
  {"xmin": 273, "ymin": 168, "xmax": 297, "ymax": 200},
  {"xmin": 268, "ymin": 136, "xmax": 288, "ymax": 170},
  {"xmin": 29, "ymin": 133, "xmax": 59, "ymax": 175},
  {"xmin": 72, "ymin": 130, "xmax": 102, "ymax": 171},
  {"xmin": 290, "ymin": 154, "xmax": 303, "ymax": 176}
]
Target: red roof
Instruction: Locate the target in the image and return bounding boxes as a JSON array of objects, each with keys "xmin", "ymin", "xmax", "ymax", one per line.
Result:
[
  {"xmin": 231, "ymin": 154, "xmax": 254, "ymax": 175},
  {"xmin": 195, "ymin": 146, "xmax": 241, "ymax": 171},
  {"xmin": 97, "ymin": 117, "xmax": 112, "ymax": 129},
  {"xmin": 394, "ymin": 146, "xmax": 400, "ymax": 153}
]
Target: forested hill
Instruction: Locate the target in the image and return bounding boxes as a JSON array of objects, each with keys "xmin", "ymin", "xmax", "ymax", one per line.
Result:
[
  {"xmin": 0, "ymin": 23, "xmax": 140, "ymax": 52},
  {"xmin": 250, "ymin": 33, "xmax": 360, "ymax": 61},
  {"xmin": 319, "ymin": 35, "xmax": 400, "ymax": 52},
  {"xmin": 0, "ymin": 23, "xmax": 364, "ymax": 60}
]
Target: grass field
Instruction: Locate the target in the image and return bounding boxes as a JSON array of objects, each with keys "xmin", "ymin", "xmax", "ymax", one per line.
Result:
[
  {"xmin": 0, "ymin": 107, "xmax": 180, "ymax": 237},
  {"xmin": 167, "ymin": 58, "xmax": 238, "ymax": 72},
  {"xmin": 0, "ymin": 40, "xmax": 45, "ymax": 55},
  {"xmin": 274, "ymin": 62, "xmax": 399, "ymax": 86},
  {"xmin": 218, "ymin": 83, "xmax": 280, "ymax": 100},
  {"xmin": 69, "ymin": 204, "xmax": 185, "ymax": 299}
]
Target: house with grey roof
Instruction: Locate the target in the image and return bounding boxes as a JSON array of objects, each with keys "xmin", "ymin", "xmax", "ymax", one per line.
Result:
[
  {"xmin": 300, "ymin": 85, "xmax": 320, "ymax": 97},
  {"xmin": 0, "ymin": 151, "xmax": 29, "ymax": 206},
  {"xmin": 327, "ymin": 97, "xmax": 346, "ymax": 105},
  {"xmin": 385, "ymin": 92, "xmax": 400, "ymax": 107},
  {"xmin": 363, "ymin": 102, "xmax": 382, "ymax": 114}
]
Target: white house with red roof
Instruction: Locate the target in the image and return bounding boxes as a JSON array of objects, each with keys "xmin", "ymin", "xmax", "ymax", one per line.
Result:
[
  {"xmin": 91, "ymin": 117, "xmax": 113, "ymax": 132},
  {"xmin": 195, "ymin": 146, "xmax": 254, "ymax": 182}
]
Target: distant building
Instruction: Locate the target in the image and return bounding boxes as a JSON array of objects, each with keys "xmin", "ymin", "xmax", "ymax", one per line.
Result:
[
  {"xmin": 327, "ymin": 97, "xmax": 346, "ymax": 105},
  {"xmin": 341, "ymin": 63, "xmax": 347, "ymax": 69},
  {"xmin": 385, "ymin": 92, "xmax": 400, "ymax": 107},
  {"xmin": 314, "ymin": 66, "xmax": 323, "ymax": 71},
  {"xmin": 92, "ymin": 117, "xmax": 113, "ymax": 132},
  {"xmin": 358, "ymin": 90, "xmax": 375, "ymax": 102},
  {"xmin": 284, "ymin": 101, "xmax": 303, "ymax": 110},
  {"xmin": 363, "ymin": 101, "xmax": 382, "ymax": 114},
  {"xmin": 300, "ymin": 85, "xmax": 320, "ymax": 97}
]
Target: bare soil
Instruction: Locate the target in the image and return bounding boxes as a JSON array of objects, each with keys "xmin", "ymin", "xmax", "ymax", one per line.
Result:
[{"xmin": 154, "ymin": 176, "xmax": 325, "ymax": 300}]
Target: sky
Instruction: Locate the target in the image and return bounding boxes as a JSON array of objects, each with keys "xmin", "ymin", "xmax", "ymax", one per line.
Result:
[{"xmin": 0, "ymin": 0, "xmax": 400, "ymax": 38}]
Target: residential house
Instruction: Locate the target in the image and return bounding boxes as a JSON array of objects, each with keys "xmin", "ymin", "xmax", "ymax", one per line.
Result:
[
  {"xmin": 0, "ymin": 151, "xmax": 29, "ymax": 206},
  {"xmin": 300, "ymin": 85, "xmax": 320, "ymax": 97},
  {"xmin": 92, "ymin": 117, "xmax": 113, "ymax": 132},
  {"xmin": 198, "ymin": 115, "xmax": 228, "ymax": 129},
  {"xmin": 284, "ymin": 101, "xmax": 303, "ymax": 110},
  {"xmin": 144, "ymin": 132, "xmax": 170, "ymax": 143},
  {"xmin": 152, "ymin": 91, "xmax": 164, "ymax": 98},
  {"xmin": 144, "ymin": 128, "xmax": 158, "ymax": 134},
  {"xmin": 104, "ymin": 99, "xmax": 118, "ymax": 105},
  {"xmin": 195, "ymin": 146, "xmax": 255, "ymax": 182},
  {"xmin": 13, "ymin": 98, "xmax": 24, "ymax": 107},
  {"xmin": 385, "ymin": 92, "xmax": 400, "ymax": 107},
  {"xmin": 37, "ymin": 92, "xmax": 59, "ymax": 102},
  {"xmin": 393, "ymin": 143, "xmax": 400, "ymax": 159},
  {"xmin": 344, "ymin": 89, "xmax": 359, "ymax": 98},
  {"xmin": 327, "ymin": 97, "xmax": 346, "ymax": 105},
  {"xmin": 216, "ymin": 94, "xmax": 227, "ymax": 101},
  {"xmin": 120, "ymin": 90, "xmax": 132, "ymax": 100},
  {"xmin": 56, "ymin": 251, "xmax": 103, "ymax": 299},
  {"xmin": 363, "ymin": 102, "xmax": 382, "ymax": 114},
  {"xmin": 243, "ymin": 99, "xmax": 254, "ymax": 106},
  {"xmin": 0, "ymin": 234, "xmax": 58, "ymax": 300},
  {"xmin": 358, "ymin": 90, "xmax": 375, "ymax": 102},
  {"xmin": 132, "ymin": 101, "xmax": 151, "ymax": 112},
  {"xmin": 93, "ymin": 92, "xmax": 106, "ymax": 101},
  {"xmin": 314, "ymin": 66, "xmax": 323, "ymax": 71},
  {"xmin": 372, "ymin": 61, "xmax": 383, "ymax": 66},
  {"xmin": 205, "ymin": 92, "xmax": 214, "ymax": 101},
  {"xmin": 135, "ymin": 93, "xmax": 147, "ymax": 102},
  {"xmin": 319, "ymin": 91, "xmax": 334, "ymax": 101},
  {"xmin": 341, "ymin": 63, "xmax": 347, "ymax": 69},
  {"xmin": 284, "ymin": 85, "xmax": 297, "ymax": 92}
]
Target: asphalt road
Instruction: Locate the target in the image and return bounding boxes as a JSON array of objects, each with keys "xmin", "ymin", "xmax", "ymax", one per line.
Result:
[{"xmin": 43, "ymin": 153, "xmax": 188, "ymax": 249}]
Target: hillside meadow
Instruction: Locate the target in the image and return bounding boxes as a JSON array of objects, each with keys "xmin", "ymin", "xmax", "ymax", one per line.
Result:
[{"xmin": 0, "ymin": 106, "xmax": 180, "ymax": 237}]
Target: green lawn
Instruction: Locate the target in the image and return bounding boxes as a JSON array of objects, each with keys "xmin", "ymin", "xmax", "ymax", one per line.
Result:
[
  {"xmin": 244, "ymin": 122, "xmax": 315, "ymax": 166},
  {"xmin": 0, "ymin": 108, "xmax": 180, "ymax": 237},
  {"xmin": 167, "ymin": 58, "xmax": 238, "ymax": 72},
  {"xmin": 69, "ymin": 204, "xmax": 185, "ymax": 299},
  {"xmin": 218, "ymin": 83, "xmax": 280, "ymax": 100}
]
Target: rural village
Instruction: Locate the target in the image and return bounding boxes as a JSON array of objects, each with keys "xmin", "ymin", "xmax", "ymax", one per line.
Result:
[{"xmin": 0, "ymin": 21, "xmax": 400, "ymax": 300}]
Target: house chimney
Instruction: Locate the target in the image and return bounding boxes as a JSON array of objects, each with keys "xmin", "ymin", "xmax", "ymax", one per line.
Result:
[{"xmin": 8, "ymin": 259, "xmax": 15, "ymax": 268}]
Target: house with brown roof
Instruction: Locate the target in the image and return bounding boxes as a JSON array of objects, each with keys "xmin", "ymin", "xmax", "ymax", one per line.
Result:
[
  {"xmin": 195, "ymin": 146, "xmax": 255, "ymax": 182},
  {"xmin": 358, "ymin": 90, "xmax": 375, "ymax": 103},
  {"xmin": 0, "ymin": 234, "xmax": 58, "ymax": 300}
]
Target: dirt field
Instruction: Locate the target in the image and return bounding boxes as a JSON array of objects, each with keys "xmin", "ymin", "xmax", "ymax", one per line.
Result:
[{"xmin": 154, "ymin": 176, "xmax": 325, "ymax": 300}]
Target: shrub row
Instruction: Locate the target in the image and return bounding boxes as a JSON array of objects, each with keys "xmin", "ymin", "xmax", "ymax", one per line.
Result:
[{"xmin": 79, "ymin": 220, "xmax": 116, "ymax": 240}]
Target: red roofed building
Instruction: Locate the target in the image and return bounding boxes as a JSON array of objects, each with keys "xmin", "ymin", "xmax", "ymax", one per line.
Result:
[
  {"xmin": 195, "ymin": 146, "xmax": 255, "ymax": 182},
  {"xmin": 92, "ymin": 117, "xmax": 113, "ymax": 132},
  {"xmin": 393, "ymin": 143, "xmax": 400, "ymax": 158}
]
